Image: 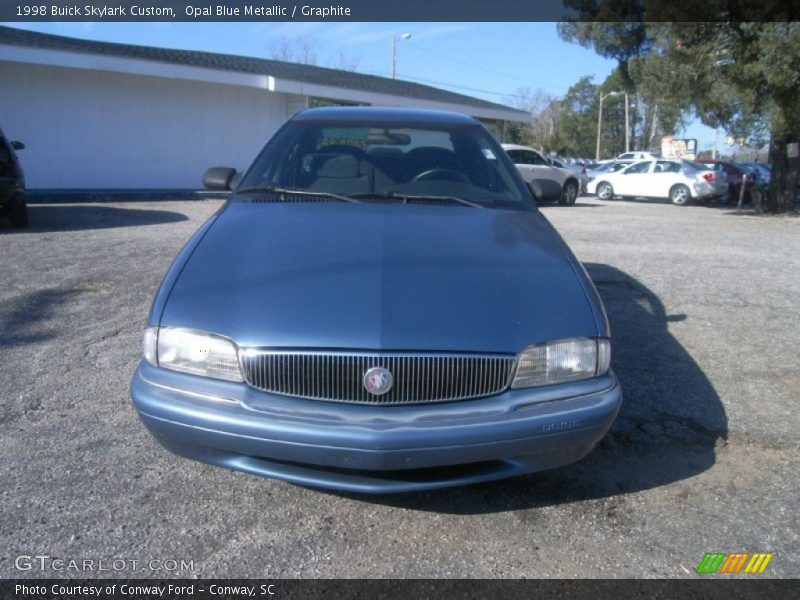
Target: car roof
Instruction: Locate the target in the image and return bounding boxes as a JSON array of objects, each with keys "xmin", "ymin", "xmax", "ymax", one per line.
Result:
[{"xmin": 292, "ymin": 106, "xmax": 480, "ymax": 125}]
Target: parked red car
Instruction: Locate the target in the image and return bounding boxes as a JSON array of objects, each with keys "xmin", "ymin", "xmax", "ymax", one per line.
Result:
[{"xmin": 698, "ymin": 159, "xmax": 756, "ymax": 203}]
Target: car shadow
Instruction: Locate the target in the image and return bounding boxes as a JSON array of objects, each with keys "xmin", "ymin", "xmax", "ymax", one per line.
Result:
[
  {"xmin": 333, "ymin": 263, "xmax": 727, "ymax": 513},
  {"xmin": 0, "ymin": 204, "xmax": 188, "ymax": 232}
]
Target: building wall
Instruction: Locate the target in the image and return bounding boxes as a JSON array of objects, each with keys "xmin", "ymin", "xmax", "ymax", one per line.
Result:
[{"xmin": 0, "ymin": 60, "xmax": 295, "ymax": 188}]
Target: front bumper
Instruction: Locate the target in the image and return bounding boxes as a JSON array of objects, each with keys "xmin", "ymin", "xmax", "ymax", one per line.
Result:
[{"xmin": 131, "ymin": 362, "xmax": 622, "ymax": 493}]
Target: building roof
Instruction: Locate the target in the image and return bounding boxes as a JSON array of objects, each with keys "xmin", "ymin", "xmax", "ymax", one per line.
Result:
[{"xmin": 0, "ymin": 26, "xmax": 530, "ymax": 121}]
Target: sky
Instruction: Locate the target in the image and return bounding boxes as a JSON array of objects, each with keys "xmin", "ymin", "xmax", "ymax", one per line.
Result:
[{"xmin": 2, "ymin": 21, "xmax": 724, "ymax": 154}]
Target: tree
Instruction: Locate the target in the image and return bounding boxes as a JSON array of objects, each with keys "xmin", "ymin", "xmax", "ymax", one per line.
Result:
[
  {"xmin": 269, "ymin": 37, "xmax": 361, "ymax": 72},
  {"xmin": 504, "ymin": 87, "xmax": 560, "ymax": 149},
  {"xmin": 655, "ymin": 22, "xmax": 799, "ymax": 212},
  {"xmin": 558, "ymin": 20, "xmax": 649, "ymax": 88},
  {"xmin": 269, "ymin": 36, "xmax": 318, "ymax": 65},
  {"xmin": 558, "ymin": 3, "xmax": 800, "ymax": 213},
  {"xmin": 552, "ymin": 76, "xmax": 599, "ymax": 157}
]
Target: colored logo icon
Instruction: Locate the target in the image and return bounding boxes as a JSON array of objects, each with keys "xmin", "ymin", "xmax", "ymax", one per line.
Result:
[{"xmin": 696, "ymin": 552, "xmax": 773, "ymax": 574}]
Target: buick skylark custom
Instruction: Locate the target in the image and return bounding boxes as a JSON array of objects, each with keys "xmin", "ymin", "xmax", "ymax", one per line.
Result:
[{"xmin": 131, "ymin": 107, "xmax": 621, "ymax": 493}]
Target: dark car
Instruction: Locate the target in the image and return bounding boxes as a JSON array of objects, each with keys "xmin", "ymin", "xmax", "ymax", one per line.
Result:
[
  {"xmin": 0, "ymin": 126, "xmax": 27, "ymax": 228},
  {"xmin": 131, "ymin": 107, "xmax": 621, "ymax": 493},
  {"xmin": 698, "ymin": 158, "xmax": 755, "ymax": 203}
]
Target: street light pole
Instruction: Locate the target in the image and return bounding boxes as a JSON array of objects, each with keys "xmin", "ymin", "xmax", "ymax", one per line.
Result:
[
  {"xmin": 391, "ymin": 32, "xmax": 411, "ymax": 79},
  {"xmin": 596, "ymin": 91, "xmax": 621, "ymax": 161}
]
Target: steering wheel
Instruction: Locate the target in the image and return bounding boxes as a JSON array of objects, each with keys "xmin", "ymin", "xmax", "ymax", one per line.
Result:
[{"xmin": 412, "ymin": 168, "xmax": 471, "ymax": 183}]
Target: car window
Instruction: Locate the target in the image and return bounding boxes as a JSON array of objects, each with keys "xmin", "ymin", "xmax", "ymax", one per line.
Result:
[
  {"xmin": 506, "ymin": 149, "xmax": 523, "ymax": 163},
  {"xmin": 522, "ymin": 150, "xmax": 548, "ymax": 165},
  {"xmin": 655, "ymin": 161, "xmax": 681, "ymax": 173},
  {"xmin": 240, "ymin": 121, "xmax": 529, "ymax": 208},
  {"xmin": 506, "ymin": 149, "xmax": 546, "ymax": 166},
  {"xmin": 624, "ymin": 161, "xmax": 651, "ymax": 174}
]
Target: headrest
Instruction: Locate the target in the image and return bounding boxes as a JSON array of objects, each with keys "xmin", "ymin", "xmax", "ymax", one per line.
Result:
[{"xmin": 315, "ymin": 153, "xmax": 360, "ymax": 178}]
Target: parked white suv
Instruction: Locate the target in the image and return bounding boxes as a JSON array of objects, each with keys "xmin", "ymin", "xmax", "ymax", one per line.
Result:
[{"xmin": 502, "ymin": 144, "xmax": 581, "ymax": 205}]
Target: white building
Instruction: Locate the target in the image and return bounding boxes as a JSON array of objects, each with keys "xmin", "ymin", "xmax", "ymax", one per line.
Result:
[{"xmin": 0, "ymin": 26, "xmax": 529, "ymax": 190}]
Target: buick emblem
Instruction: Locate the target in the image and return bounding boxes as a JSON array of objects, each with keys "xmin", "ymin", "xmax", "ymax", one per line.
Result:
[{"xmin": 363, "ymin": 366, "xmax": 393, "ymax": 395}]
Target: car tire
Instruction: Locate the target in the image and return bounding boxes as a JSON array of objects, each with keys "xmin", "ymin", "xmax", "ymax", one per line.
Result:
[
  {"xmin": 559, "ymin": 180, "xmax": 578, "ymax": 206},
  {"xmin": 596, "ymin": 181, "xmax": 614, "ymax": 201},
  {"xmin": 7, "ymin": 196, "xmax": 28, "ymax": 229},
  {"xmin": 669, "ymin": 184, "xmax": 691, "ymax": 206}
]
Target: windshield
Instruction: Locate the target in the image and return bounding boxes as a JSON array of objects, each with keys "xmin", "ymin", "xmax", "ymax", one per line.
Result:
[{"xmin": 237, "ymin": 120, "xmax": 530, "ymax": 208}]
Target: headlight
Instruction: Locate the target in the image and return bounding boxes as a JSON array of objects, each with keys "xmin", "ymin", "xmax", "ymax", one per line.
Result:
[
  {"xmin": 511, "ymin": 337, "xmax": 610, "ymax": 389},
  {"xmin": 142, "ymin": 326, "xmax": 243, "ymax": 382}
]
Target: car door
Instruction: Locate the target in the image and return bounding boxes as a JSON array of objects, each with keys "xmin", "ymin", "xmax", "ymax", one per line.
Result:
[
  {"xmin": 615, "ymin": 160, "xmax": 652, "ymax": 196},
  {"xmin": 649, "ymin": 160, "xmax": 683, "ymax": 197}
]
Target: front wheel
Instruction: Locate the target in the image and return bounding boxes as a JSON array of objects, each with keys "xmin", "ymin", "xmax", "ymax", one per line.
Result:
[
  {"xmin": 559, "ymin": 181, "xmax": 578, "ymax": 206},
  {"xmin": 596, "ymin": 181, "xmax": 614, "ymax": 201},
  {"xmin": 669, "ymin": 184, "xmax": 691, "ymax": 206}
]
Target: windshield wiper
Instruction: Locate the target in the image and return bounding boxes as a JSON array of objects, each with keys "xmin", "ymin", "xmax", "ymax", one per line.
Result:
[
  {"xmin": 349, "ymin": 191, "xmax": 483, "ymax": 208},
  {"xmin": 235, "ymin": 185, "xmax": 361, "ymax": 204}
]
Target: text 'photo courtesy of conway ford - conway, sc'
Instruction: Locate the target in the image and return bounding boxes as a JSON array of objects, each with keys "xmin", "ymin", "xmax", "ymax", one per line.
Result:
[{"xmin": 131, "ymin": 107, "xmax": 621, "ymax": 494}]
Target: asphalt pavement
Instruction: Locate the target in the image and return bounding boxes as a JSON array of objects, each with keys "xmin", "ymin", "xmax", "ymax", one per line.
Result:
[{"xmin": 1, "ymin": 196, "xmax": 797, "ymax": 578}]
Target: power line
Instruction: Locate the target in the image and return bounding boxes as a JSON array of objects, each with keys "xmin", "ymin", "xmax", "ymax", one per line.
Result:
[
  {"xmin": 396, "ymin": 73, "xmax": 533, "ymax": 99},
  {"xmin": 403, "ymin": 41, "xmax": 569, "ymax": 91},
  {"xmin": 356, "ymin": 66, "xmax": 534, "ymax": 102}
]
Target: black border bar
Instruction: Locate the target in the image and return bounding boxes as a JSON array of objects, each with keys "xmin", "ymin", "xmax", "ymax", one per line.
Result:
[
  {"xmin": 2, "ymin": 0, "xmax": 799, "ymax": 22},
  {"xmin": 2, "ymin": 579, "xmax": 799, "ymax": 600}
]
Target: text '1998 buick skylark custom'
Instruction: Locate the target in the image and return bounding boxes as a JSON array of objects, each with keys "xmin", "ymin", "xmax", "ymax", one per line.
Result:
[{"xmin": 131, "ymin": 107, "xmax": 621, "ymax": 493}]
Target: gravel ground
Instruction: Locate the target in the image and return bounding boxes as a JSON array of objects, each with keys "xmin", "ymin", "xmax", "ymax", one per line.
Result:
[{"xmin": 1, "ymin": 196, "xmax": 798, "ymax": 578}]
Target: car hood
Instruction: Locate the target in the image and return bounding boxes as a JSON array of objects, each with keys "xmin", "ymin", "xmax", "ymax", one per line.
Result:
[{"xmin": 159, "ymin": 202, "xmax": 601, "ymax": 353}]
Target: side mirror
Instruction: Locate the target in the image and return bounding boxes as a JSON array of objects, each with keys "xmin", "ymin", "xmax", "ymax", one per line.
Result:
[
  {"xmin": 11, "ymin": 141, "xmax": 25, "ymax": 150},
  {"xmin": 526, "ymin": 181, "xmax": 540, "ymax": 201},
  {"xmin": 529, "ymin": 178, "xmax": 562, "ymax": 203},
  {"xmin": 203, "ymin": 167, "xmax": 237, "ymax": 191}
]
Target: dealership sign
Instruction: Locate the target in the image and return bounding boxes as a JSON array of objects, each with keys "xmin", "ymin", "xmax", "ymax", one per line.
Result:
[{"xmin": 661, "ymin": 136, "xmax": 698, "ymax": 160}]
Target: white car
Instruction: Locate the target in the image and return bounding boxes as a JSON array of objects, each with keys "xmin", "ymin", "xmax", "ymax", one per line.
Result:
[
  {"xmin": 586, "ymin": 159, "xmax": 727, "ymax": 205},
  {"xmin": 502, "ymin": 144, "xmax": 581, "ymax": 205}
]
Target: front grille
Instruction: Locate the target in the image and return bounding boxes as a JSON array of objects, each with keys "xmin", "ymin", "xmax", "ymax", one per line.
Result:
[{"xmin": 239, "ymin": 350, "xmax": 515, "ymax": 405}]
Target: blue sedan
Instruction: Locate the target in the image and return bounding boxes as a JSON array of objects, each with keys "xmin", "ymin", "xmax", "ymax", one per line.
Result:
[{"xmin": 131, "ymin": 107, "xmax": 621, "ymax": 493}]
